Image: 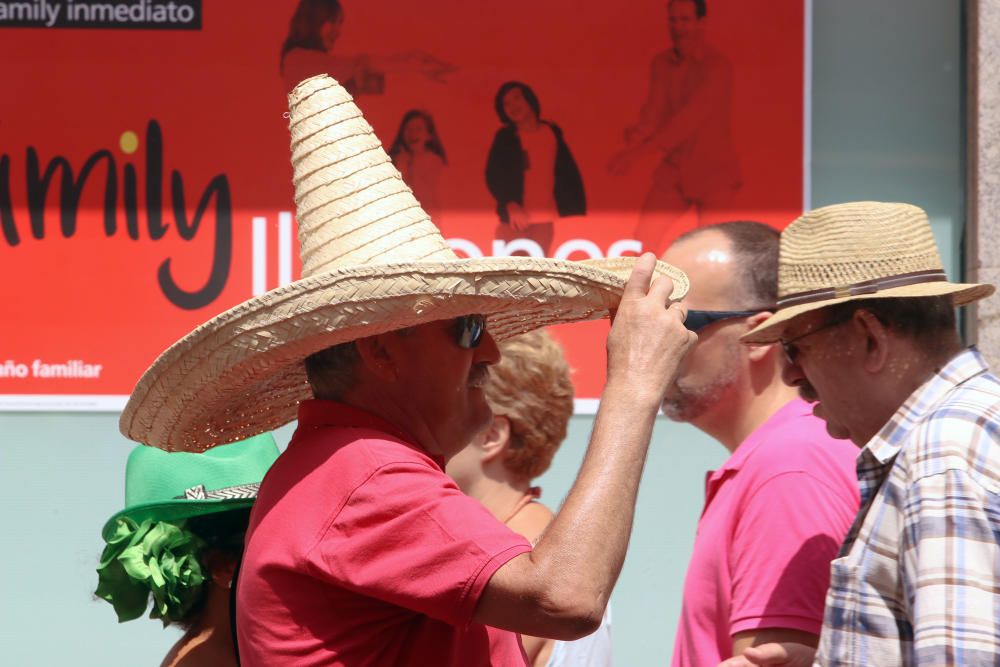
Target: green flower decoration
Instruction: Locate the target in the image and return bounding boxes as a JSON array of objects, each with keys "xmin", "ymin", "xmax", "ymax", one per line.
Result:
[{"xmin": 95, "ymin": 517, "xmax": 206, "ymax": 624}]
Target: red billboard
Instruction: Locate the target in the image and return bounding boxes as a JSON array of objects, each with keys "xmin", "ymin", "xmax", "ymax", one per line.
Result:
[{"xmin": 0, "ymin": 0, "xmax": 805, "ymax": 411}]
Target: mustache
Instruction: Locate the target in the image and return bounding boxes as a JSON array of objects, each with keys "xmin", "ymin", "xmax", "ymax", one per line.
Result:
[
  {"xmin": 469, "ymin": 364, "xmax": 491, "ymax": 388},
  {"xmin": 798, "ymin": 383, "xmax": 819, "ymax": 403}
]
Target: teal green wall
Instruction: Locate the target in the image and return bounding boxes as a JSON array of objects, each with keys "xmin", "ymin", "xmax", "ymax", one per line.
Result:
[
  {"xmin": 0, "ymin": 1, "xmax": 966, "ymax": 664},
  {"xmin": 810, "ymin": 0, "xmax": 965, "ymax": 279}
]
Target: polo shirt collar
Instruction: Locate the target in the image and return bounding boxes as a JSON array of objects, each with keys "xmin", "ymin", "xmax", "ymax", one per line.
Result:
[
  {"xmin": 714, "ymin": 398, "xmax": 812, "ymax": 476},
  {"xmin": 295, "ymin": 399, "xmax": 445, "ymax": 469},
  {"xmin": 704, "ymin": 398, "xmax": 812, "ymax": 503},
  {"xmin": 862, "ymin": 347, "xmax": 988, "ymax": 467}
]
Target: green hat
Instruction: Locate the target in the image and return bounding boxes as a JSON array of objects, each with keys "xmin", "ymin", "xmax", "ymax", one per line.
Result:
[{"xmin": 101, "ymin": 433, "xmax": 280, "ymax": 541}]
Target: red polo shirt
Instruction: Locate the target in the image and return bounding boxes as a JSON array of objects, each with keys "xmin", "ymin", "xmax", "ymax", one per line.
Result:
[{"xmin": 237, "ymin": 400, "xmax": 531, "ymax": 666}]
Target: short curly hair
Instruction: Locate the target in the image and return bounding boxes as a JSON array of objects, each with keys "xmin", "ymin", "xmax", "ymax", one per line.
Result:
[{"xmin": 487, "ymin": 330, "xmax": 574, "ymax": 481}]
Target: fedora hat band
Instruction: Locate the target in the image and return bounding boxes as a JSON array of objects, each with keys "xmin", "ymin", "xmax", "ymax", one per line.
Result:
[
  {"xmin": 776, "ymin": 269, "xmax": 948, "ymax": 310},
  {"xmin": 175, "ymin": 481, "xmax": 262, "ymax": 501}
]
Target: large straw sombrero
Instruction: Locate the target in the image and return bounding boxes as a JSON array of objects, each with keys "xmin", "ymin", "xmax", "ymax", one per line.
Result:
[
  {"xmin": 120, "ymin": 75, "xmax": 688, "ymax": 452},
  {"xmin": 742, "ymin": 201, "xmax": 994, "ymax": 344}
]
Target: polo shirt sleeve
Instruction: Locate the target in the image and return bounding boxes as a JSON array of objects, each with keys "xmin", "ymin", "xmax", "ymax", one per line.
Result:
[
  {"xmin": 728, "ymin": 470, "xmax": 857, "ymax": 636},
  {"xmin": 309, "ymin": 461, "xmax": 532, "ymax": 627}
]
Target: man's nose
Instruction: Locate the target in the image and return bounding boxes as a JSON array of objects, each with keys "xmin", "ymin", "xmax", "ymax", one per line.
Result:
[
  {"xmin": 476, "ymin": 330, "xmax": 502, "ymax": 365},
  {"xmin": 781, "ymin": 355, "xmax": 805, "ymax": 388}
]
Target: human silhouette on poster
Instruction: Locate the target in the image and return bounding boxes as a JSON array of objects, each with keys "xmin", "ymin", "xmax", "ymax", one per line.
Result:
[
  {"xmin": 389, "ymin": 109, "xmax": 448, "ymax": 218},
  {"xmin": 485, "ymin": 81, "xmax": 586, "ymax": 257},
  {"xmin": 608, "ymin": 0, "xmax": 741, "ymax": 255},
  {"xmin": 279, "ymin": 0, "xmax": 455, "ymax": 94}
]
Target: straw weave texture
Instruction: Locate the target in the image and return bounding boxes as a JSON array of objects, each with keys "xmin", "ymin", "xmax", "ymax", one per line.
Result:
[
  {"xmin": 289, "ymin": 76, "xmax": 454, "ymax": 274},
  {"xmin": 742, "ymin": 201, "xmax": 994, "ymax": 344},
  {"xmin": 119, "ymin": 75, "xmax": 689, "ymax": 452},
  {"xmin": 778, "ymin": 202, "xmax": 942, "ymax": 297}
]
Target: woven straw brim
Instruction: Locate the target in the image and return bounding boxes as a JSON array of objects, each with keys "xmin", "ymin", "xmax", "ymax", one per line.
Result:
[
  {"xmin": 120, "ymin": 256, "xmax": 687, "ymax": 452},
  {"xmin": 101, "ymin": 498, "xmax": 255, "ymax": 542},
  {"xmin": 741, "ymin": 280, "xmax": 994, "ymax": 345}
]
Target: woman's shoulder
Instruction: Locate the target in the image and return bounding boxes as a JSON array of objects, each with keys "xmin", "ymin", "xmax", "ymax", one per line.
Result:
[{"xmin": 507, "ymin": 501, "xmax": 554, "ymax": 544}]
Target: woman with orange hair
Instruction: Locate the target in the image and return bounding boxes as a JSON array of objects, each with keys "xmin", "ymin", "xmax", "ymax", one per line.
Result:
[{"xmin": 447, "ymin": 330, "xmax": 613, "ymax": 667}]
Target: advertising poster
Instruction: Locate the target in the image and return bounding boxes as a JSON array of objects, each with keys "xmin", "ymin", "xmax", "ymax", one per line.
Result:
[{"xmin": 0, "ymin": 0, "xmax": 805, "ymax": 411}]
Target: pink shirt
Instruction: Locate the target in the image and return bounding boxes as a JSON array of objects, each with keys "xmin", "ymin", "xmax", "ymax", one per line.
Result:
[
  {"xmin": 671, "ymin": 399, "xmax": 860, "ymax": 667},
  {"xmin": 237, "ymin": 400, "xmax": 531, "ymax": 666}
]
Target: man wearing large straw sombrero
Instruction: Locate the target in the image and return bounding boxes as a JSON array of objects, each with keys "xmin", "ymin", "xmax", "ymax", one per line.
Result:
[
  {"xmin": 119, "ymin": 75, "xmax": 697, "ymax": 665},
  {"xmin": 721, "ymin": 201, "xmax": 1000, "ymax": 667}
]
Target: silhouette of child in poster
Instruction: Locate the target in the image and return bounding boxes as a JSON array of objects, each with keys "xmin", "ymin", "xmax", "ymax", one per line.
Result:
[{"xmin": 389, "ymin": 110, "xmax": 447, "ymax": 218}]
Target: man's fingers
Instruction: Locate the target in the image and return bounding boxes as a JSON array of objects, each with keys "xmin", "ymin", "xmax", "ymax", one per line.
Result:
[
  {"xmin": 717, "ymin": 658, "xmax": 753, "ymax": 667},
  {"xmin": 622, "ymin": 253, "xmax": 657, "ymax": 300},
  {"xmin": 742, "ymin": 643, "xmax": 792, "ymax": 664},
  {"xmin": 648, "ymin": 271, "xmax": 677, "ymax": 307}
]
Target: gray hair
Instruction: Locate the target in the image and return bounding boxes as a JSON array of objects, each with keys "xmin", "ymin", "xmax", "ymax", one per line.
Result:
[{"xmin": 303, "ymin": 341, "xmax": 361, "ymax": 400}]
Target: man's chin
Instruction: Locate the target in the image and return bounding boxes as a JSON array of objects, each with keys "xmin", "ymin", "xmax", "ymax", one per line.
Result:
[
  {"xmin": 660, "ymin": 400, "xmax": 691, "ymax": 423},
  {"xmin": 814, "ymin": 404, "xmax": 852, "ymax": 441}
]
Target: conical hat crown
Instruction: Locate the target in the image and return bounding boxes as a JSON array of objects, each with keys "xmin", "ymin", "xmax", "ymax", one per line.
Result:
[
  {"xmin": 118, "ymin": 74, "xmax": 691, "ymax": 452},
  {"xmin": 288, "ymin": 75, "xmax": 456, "ymax": 277}
]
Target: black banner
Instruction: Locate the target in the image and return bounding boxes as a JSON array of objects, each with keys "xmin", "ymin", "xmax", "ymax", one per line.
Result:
[{"xmin": 0, "ymin": 0, "xmax": 201, "ymax": 29}]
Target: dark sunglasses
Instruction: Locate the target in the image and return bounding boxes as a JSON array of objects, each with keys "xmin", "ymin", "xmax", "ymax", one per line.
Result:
[
  {"xmin": 684, "ymin": 309, "xmax": 770, "ymax": 333},
  {"xmin": 453, "ymin": 314, "xmax": 487, "ymax": 349}
]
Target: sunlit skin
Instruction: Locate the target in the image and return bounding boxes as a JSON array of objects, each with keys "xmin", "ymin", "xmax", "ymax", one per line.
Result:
[
  {"xmin": 345, "ymin": 318, "xmax": 501, "ymax": 462},
  {"xmin": 779, "ymin": 308, "xmax": 962, "ymax": 447},
  {"xmin": 661, "ymin": 230, "xmax": 796, "ymax": 450}
]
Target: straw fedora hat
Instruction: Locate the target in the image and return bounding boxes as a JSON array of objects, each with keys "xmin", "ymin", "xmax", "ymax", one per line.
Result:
[
  {"xmin": 101, "ymin": 433, "xmax": 279, "ymax": 541},
  {"xmin": 742, "ymin": 201, "xmax": 994, "ymax": 344},
  {"xmin": 120, "ymin": 75, "xmax": 688, "ymax": 452}
]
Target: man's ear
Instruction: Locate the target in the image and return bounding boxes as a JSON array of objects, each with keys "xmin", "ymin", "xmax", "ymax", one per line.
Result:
[
  {"xmin": 480, "ymin": 415, "xmax": 511, "ymax": 463},
  {"xmin": 744, "ymin": 311, "xmax": 777, "ymax": 362},
  {"xmin": 853, "ymin": 309, "xmax": 890, "ymax": 373},
  {"xmin": 354, "ymin": 334, "xmax": 396, "ymax": 382}
]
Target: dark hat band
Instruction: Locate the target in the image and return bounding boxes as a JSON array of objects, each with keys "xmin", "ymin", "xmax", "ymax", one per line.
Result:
[
  {"xmin": 776, "ymin": 269, "xmax": 948, "ymax": 309},
  {"xmin": 176, "ymin": 482, "xmax": 261, "ymax": 501}
]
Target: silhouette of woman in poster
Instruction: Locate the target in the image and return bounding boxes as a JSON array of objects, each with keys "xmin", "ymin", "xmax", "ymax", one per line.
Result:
[
  {"xmin": 485, "ymin": 81, "xmax": 586, "ymax": 256},
  {"xmin": 389, "ymin": 109, "xmax": 447, "ymax": 217},
  {"xmin": 280, "ymin": 0, "xmax": 455, "ymax": 94}
]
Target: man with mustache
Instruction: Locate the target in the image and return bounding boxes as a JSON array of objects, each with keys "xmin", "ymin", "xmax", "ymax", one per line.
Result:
[
  {"xmin": 660, "ymin": 221, "xmax": 860, "ymax": 666},
  {"xmin": 209, "ymin": 76, "xmax": 698, "ymax": 666},
  {"xmin": 725, "ymin": 202, "xmax": 1000, "ymax": 666}
]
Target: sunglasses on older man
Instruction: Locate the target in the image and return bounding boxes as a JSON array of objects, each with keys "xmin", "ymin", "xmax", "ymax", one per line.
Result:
[
  {"xmin": 453, "ymin": 314, "xmax": 487, "ymax": 349},
  {"xmin": 684, "ymin": 309, "xmax": 770, "ymax": 333}
]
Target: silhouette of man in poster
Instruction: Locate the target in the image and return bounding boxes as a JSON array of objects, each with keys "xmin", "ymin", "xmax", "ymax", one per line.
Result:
[{"xmin": 609, "ymin": 0, "xmax": 741, "ymax": 255}]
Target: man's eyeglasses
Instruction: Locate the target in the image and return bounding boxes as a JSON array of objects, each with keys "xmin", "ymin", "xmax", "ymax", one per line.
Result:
[
  {"xmin": 780, "ymin": 317, "xmax": 848, "ymax": 364},
  {"xmin": 454, "ymin": 314, "xmax": 487, "ymax": 349},
  {"xmin": 685, "ymin": 309, "xmax": 770, "ymax": 333}
]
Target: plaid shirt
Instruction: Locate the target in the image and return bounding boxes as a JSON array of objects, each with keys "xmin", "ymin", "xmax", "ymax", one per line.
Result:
[{"xmin": 816, "ymin": 348, "xmax": 1000, "ymax": 666}]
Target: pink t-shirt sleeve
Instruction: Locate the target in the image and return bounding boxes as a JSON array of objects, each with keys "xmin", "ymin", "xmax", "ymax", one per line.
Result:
[
  {"xmin": 310, "ymin": 461, "xmax": 532, "ymax": 627},
  {"xmin": 729, "ymin": 470, "xmax": 857, "ymax": 636}
]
